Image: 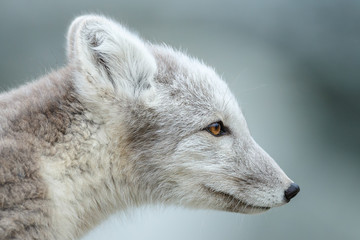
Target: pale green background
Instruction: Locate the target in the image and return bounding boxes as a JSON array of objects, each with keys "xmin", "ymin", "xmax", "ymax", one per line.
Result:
[{"xmin": 1, "ymin": 1, "xmax": 359, "ymax": 239}]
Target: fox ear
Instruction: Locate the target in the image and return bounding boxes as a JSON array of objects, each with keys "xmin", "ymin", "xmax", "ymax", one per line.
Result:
[{"xmin": 66, "ymin": 15, "xmax": 156, "ymax": 98}]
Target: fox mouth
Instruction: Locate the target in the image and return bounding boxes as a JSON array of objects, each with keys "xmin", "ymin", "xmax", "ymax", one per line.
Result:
[{"xmin": 203, "ymin": 185, "xmax": 271, "ymax": 213}]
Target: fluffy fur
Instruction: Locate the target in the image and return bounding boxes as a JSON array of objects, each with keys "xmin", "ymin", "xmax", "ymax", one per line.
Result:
[{"xmin": 0, "ymin": 15, "xmax": 297, "ymax": 239}]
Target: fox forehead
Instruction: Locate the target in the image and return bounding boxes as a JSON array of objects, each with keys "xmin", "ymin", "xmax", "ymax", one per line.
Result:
[{"xmin": 148, "ymin": 44, "xmax": 247, "ymax": 134}]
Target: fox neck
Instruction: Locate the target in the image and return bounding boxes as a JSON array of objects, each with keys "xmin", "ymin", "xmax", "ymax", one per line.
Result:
[{"xmin": 36, "ymin": 75, "xmax": 144, "ymax": 239}]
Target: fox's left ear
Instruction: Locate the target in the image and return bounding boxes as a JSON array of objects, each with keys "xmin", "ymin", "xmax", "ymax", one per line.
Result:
[{"xmin": 67, "ymin": 15, "xmax": 156, "ymax": 98}]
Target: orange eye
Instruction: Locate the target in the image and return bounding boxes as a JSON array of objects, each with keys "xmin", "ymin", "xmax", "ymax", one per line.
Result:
[
  {"xmin": 205, "ymin": 122, "xmax": 227, "ymax": 137},
  {"xmin": 209, "ymin": 123, "xmax": 221, "ymax": 136}
]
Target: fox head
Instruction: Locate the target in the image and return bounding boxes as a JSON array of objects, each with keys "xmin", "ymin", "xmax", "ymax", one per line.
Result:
[{"xmin": 67, "ymin": 15, "xmax": 299, "ymax": 214}]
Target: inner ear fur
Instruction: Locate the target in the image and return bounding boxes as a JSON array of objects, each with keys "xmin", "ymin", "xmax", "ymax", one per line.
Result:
[{"xmin": 66, "ymin": 14, "xmax": 157, "ymax": 97}]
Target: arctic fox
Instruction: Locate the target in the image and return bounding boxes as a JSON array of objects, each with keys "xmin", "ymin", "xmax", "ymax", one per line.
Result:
[{"xmin": 0, "ymin": 15, "xmax": 299, "ymax": 240}]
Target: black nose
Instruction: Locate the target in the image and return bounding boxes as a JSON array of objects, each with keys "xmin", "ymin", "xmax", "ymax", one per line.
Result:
[{"xmin": 284, "ymin": 183, "xmax": 300, "ymax": 201}]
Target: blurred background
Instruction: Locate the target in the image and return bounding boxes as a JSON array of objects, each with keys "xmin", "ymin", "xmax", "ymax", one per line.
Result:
[{"xmin": 1, "ymin": 0, "xmax": 359, "ymax": 239}]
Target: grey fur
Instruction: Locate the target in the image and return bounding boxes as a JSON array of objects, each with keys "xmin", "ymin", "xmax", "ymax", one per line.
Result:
[{"xmin": 0, "ymin": 68, "xmax": 86, "ymax": 239}]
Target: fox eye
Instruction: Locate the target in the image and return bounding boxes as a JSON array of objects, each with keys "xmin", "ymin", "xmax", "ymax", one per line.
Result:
[{"xmin": 205, "ymin": 121, "xmax": 227, "ymax": 137}]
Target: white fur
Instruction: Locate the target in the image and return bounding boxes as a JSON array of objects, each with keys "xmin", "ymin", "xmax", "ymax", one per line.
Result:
[{"xmin": 67, "ymin": 15, "xmax": 156, "ymax": 101}]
